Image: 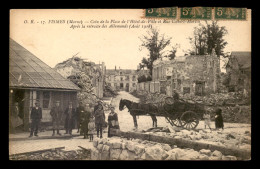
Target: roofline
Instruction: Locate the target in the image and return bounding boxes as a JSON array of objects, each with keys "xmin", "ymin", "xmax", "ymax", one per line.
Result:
[{"xmin": 9, "ymin": 86, "xmax": 80, "ymax": 92}]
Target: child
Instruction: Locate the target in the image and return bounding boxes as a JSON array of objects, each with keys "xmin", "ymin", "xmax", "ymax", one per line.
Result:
[
  {"xmin": 203, "ymin": 111, "xmax": 211, "ymax": 130},
  {"xmin": 88, "ymin": 116, "xmax": 95, "ymax": 142}
]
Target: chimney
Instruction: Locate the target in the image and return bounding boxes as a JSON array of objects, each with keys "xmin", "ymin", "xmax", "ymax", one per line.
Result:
[{"xmin": 115, "ymin": 65, "xmax": 116, "ymax": 71}]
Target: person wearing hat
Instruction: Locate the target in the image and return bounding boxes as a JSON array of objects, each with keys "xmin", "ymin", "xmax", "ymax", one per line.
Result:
[
  {"xmin": 63, "ymin": 101, "xmax": 76, "ymax": 135},
  {"xmin": 50, "ymin": 100, "xmax": 63, "ymax": 136},
  {"xmin": 29, "ymin": 100, "xmax": 42, "ymax": 137},
  {"xmin": 94, "ymin": 100, "xmax": 103, "ymax": 113},
  {"xmin": 107, "ymin": 106, "xmax": 120, "ymax": 138},
  {"xmin": 80, "ymin": 103, "xmax": 92, "ymax": 139},
  {"xmin": 94, "ymin": 103, "xmax": 105, "ymax": 138}
]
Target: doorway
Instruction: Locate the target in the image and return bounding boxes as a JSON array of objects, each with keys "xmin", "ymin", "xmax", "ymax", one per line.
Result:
[
  {"xmin": 120, "ymin": 83, "xmax": 124, "ymax": 90},
  {"xmin": 195, "ymin": 81, "xmax": 205, "ymax": 96},
  {"xmin": 125, "ymin": 83, "xmax": 129, "ymax": 92},
  {"xmin": 9, "ymin": 89, "xmax": 25, "ymax": 131}
]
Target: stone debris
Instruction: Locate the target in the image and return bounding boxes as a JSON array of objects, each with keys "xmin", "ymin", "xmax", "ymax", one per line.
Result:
[
  {"xmin": 90, "ymin": 137, "xmax": 242, "ymax": 160},
  {"xmin": 199, "ymin": 149, "xmax": 211, "ymax": 156},
  {"xmin": 222, "ymin": 155, "xmax": 237, "ymax": 160},
  {"xmin": 10, "ymin": 149, "xmax": 91, "ymax": 160},
  {"xmin": 211, "ymin": 150, "xmax": 223, "ymax": 160},
  {"xmin": 141, "ymin": 128, "xmax": 250, "ymax": 152}
]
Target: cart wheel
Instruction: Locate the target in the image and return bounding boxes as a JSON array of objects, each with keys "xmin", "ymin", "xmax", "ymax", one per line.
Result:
[
  {"xmin": 165, "ymin": 117, "xmax": 182, "ymax": 127},
  {"xmin": 180, "ymin": 111, "xmax": 199, "ymax": 130}
]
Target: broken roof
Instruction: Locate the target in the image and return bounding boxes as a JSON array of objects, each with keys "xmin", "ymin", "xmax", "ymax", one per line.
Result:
[{"xmin": 9, "ymin": 38, "xmax": 80, "ymax": 91}]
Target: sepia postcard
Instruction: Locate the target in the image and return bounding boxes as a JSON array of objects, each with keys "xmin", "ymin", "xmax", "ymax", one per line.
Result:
[{"xmin": 9, "ymin": 8, "xmax": 251, "ymax": 160}]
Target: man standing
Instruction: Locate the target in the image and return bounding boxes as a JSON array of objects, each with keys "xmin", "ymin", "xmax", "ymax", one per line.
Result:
[
  {"xmin": 29, "ymin": 101, "xmax": 42, "ymax": 137},
  {"xmin": 94, "ymin": 104, "xmax": 105, "ymax": 138},
  {"xmin": 75, "ymin": 102, "xmax": 80, "ymax": 133},
  {"xmin": 50, "ymin": 100, "xmax": 63, "ymax": 136},
  {"xmin": 173, "ymin": 89, "xmax": 180, "ymax": 100},
  {"xmin": 64, "ymin": 102, "xmax": 76, "ymax": 135},
  {"xmin": 80, "ymin": 103, "xmax": 91, "ymax": 139}
]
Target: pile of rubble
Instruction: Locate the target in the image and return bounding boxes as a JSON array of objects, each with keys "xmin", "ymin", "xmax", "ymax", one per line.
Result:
[
  {"xmin": 142, "ymin": 127, "xmax": 251, "ymax": 152},
  {"xmin": 103, "ymin": 84, "xmax": 118, "ymax": 97},
  {"xmin": 221, "ymin": 105, "xmax": 251, "ymax": 124},
  {"xmin": 10, "ymin": 149, "xmax": 91, "ymax": 160},
  {"xmin": 91, "ymin": 137, "xmax": 239, "ymax": 160},
  {"xmin": 182, "ymin": 92, "xmax": 247, "ymax": 106}
]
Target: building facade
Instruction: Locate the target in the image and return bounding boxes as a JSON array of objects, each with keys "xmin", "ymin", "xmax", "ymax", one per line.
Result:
[
  {"xmin": 9, "ymin": 39, "xmax": 80, "ymax": 131},
  {"xmin": 152, "ymin": 51, "xmax": 220, "ymax": 96},
  {"xmin": 106, "ymin": 68, "xmax": 138, "ymax": 92}
]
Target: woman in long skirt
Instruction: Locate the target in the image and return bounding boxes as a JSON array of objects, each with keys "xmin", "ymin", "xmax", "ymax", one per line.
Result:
[
  {"xmin": 215, "ymin": 108, "xmax": 224, "ymax": 130},
  {"xmin": 108, "ymin": 106, "xmax": 120, "ymax": 137}
]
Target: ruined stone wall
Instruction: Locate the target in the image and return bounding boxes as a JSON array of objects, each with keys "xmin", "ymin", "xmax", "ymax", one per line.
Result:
[{"xmin": 151, "ymin": 54, "xmax": 220, "ymax": 96}]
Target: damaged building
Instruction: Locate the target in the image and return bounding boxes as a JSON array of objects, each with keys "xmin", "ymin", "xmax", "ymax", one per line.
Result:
[
  {"xmin": 225, "ymin": 51, "xmax": 251, "ymax": 94},
  {"xmin": 152, "ymin": 50, "xmax": 220, "ymax": 96},
  {"xmin": 9, "ymin": 39, "xmax": 80, "ymax": 131},
  {"xmin": 54, "ymin": 57, "xmax": 105, "ymax": 99}
]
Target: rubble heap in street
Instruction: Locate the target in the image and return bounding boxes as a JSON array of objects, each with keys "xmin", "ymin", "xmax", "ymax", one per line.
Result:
[
  {"xmin": 141, "ymin": 127, "xmax": 251, "ymax": 152},
  {"xmin": 10, "ymin": 149, "xmax": 91, "ymax": 160},
  {"xmin": 103, "ymin": 84, "xmax": 118, "ymax": 97},
  {"xmin": 91, "ymin": 137, "xmax": 241, "ymax": 160}
]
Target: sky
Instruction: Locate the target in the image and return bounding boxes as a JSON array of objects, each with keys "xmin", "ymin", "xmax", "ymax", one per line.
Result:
[{"xmin": 10, "ymin": 9, "xmax": 251, "ymax": 72}]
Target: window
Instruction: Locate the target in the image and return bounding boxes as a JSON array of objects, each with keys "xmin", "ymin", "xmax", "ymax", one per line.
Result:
[
  {"xmin": 125, "ymin": 76, "xmax": 129, "ymax": 81},
  {"xmin": 43, "ymin": 91, "xmax": 50, "ymax": 109},
  {"xmin": 120, "ymin": 77, "xmax": 123, "ymax": 81},
  {"xmin": 132, "ymin": 75, "xmax": 136, "ymax": 81},
  {"xmin": 183, "ymin": 87, "xmax": 190, "ymax": 94},
  {"xmin": 132, "ymin": 83, "xmax": 136, "ymax": 87},
  {"xmin": 177, "ymin": 79, "xmax": 181, "ymax": 86},
  {"xmin": 120, "ymin": 83, "xmax": 124, "ymax": 88},
  {"xmin": 30, "ymin": 91, "xmax": 40, "ymax": 108},
  {"xmin": 120, "ymin": 72, "xmax": 122, "ymax": 75}
]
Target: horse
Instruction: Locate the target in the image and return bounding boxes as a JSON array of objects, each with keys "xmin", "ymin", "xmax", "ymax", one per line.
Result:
[{"xmin": 119, "ymin": 99, "xmax": 158, "ymax": 129}]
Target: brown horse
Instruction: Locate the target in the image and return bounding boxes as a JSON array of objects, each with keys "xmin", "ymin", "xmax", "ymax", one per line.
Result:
[{"xmin": 119, "ymin": 99, "xmax": 158, "ymax": 129}]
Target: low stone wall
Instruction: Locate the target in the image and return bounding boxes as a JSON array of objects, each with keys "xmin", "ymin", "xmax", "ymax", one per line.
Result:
[
  {"xmin": 91, "ymin": 137, "xmax": 240, "ymax": 160},
  {"xmin": 105, "ymin": 129, "xmax": 250, "ymax": 160}
]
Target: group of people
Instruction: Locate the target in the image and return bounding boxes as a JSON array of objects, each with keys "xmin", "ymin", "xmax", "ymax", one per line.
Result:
[{"xmin": 29, "ymin": 100, "xmax": 120, "ymax": 141}]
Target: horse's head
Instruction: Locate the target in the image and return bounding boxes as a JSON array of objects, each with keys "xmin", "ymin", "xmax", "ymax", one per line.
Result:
[{"xmin": 119, "ymin": 99, "xmax": 125, "ymax": 111}]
